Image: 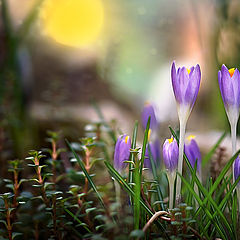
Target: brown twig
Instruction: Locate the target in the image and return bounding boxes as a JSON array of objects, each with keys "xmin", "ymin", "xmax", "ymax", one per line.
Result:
[
  {"xmin": 83, "ymin": 148, "xmax": 91, "ymax": 194},
  {"xmin": 34, "ymin": 156, "xmax": 50, "ymax": 207},
  {"xmin": 4, "ymin": 198, "xmax": 12, "ymax": 240},
  {"xmin": 52, "ymin": 140, "xmax": 58, "ymax": 190}
]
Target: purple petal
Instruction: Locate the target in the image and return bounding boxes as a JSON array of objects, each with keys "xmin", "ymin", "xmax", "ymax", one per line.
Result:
[
  {"xmin": 185, "ymin": 138, "xmax": 201, "ymax": 172},
  {"xmin": 183, "ymin": 64, "xmax": 200, "ymax": 108},
  {"xmin": 221, "ymin": 66, "xmax": 235, "ymax": 106},
  {"xmin": 141, "ymin": 103, "xmax": 158, "ymax": 130},
  {"xmin": 231, "ymin": 68, "xmax": 240, "ymax": 107},
  {"xmin": 234, "ymin": 156, "xmax": 240, "ymax": 186},
  {"xmin": 163, "ymin": 138, "xmax": 178, "ymax": 172},
  {"xmin": 171, "ymin": 61, "xmax": 182, "ymax": 103},
  {"xmin": 218, "ymin": 70, "xmax": 225, "ymax": 104}
]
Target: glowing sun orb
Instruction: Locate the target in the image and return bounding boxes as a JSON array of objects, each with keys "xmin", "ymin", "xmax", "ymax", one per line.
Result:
[{"xmin": 41, "ymin": 0, "xmax": 104, "ymax": 47}]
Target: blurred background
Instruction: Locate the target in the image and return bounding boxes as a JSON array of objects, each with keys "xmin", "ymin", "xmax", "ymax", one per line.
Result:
[{"xmin": 0, "ymin": 0, "xmax": 239, "ymax": 169}]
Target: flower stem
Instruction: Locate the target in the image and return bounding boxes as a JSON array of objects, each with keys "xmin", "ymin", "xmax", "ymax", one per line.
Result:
[
  {"xmin": 237, "ymin": 188, "xmax": 240, "ymax": 211},
  {"xmin": 176, "ymin": 119, "xmax": 186, "ymax": 203},
  {"xmin": 168, "ymin": 171, "xmax": 176, "ymax": 209},
  {"xmin": 230, "ymin": 121, "xmax": 237, "ymax": 181},
  {"xmin": 114, "ymin": 180, "xmax": 121, "ymax": 209}
]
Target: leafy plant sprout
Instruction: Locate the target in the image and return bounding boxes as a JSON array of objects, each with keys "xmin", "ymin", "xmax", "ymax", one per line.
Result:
[{"xmin": 171, "ymin": 61, "xmax": 201, "ymax": 202}]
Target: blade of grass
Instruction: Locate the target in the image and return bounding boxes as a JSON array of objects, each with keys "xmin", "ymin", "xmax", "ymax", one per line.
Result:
[
  {"xmin": 17, "ymin": 0, "xmax": 45, "ymax": 43},
  {"xmin": 139, "ymin": 117, "xmax": 150, "ymax": 176},
  {"xmin": 148, "ymin": 144, "xmax": 165, "ymax": 211},
  {"xmin": 91, "ymin": 101, "xmax": 116, "ymax": 143},
  {"xmin": 66, "ymin": 139, "xmax": 106, "ymax": 209},
  {"xmin": 134, "ymin": 157, "xmax": 141, "ymax": 230},
  {"xmin": 231, "ymin": 191, "xmax": 237, "ymax": 238},
  {"xmin": 64, "ymin": 208, "xmax": 91, "ymax": 233},
  {"xmin": 128, "ymin": 121, "xmax": 138, "ymax": 193},
  {"xmin": 202, "ymin": 132, "xmax": 226, "ymax": 167}
]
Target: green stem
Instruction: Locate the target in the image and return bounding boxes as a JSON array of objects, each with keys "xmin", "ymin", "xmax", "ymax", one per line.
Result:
[
  {"xmin": 176, "ymin": 119, "xmax": 186, "ymax": 203},
  {"xmin": 168, "ymin": 171, "xmax": 176, "ymax": 209},
  {"xmin": 230, "ymin": 121, "xmax": 237, "ymax": 181},
  {"xmin": 134, "ymin": 159, "xmax": 141, "ymax": 230}
]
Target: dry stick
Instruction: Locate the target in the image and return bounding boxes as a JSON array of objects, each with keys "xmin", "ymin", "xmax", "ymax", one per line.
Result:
[
  {"xmin": 34, "ymin": 222, "xmax": 39, "ymax": 240},
  {"xmin": 52, "ymin": 140, "xmax": 58, "ymax": 190},
  {"xmin": 12, "ymin": 168, "xmax": 19, "ymax": 221},
  {"xmin": 142, "ymin": 211, "xmax": 169, "ymax": 232},
  {"xmin": 84, "ymin": 148, "xmax": 91, "ymax": 195}
]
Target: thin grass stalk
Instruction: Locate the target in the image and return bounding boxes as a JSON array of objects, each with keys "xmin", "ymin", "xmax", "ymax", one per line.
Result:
[{"xmin": 134, "ymin": 157, "xmax": 141, "ymax": 230}]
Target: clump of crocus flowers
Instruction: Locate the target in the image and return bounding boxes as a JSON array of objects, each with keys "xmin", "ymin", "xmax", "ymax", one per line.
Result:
[{"xmin": 112, "ymin": 61, "xmax": 240, "ymax": 210}]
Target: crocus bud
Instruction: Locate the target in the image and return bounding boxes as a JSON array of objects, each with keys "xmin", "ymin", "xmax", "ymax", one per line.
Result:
[
  {"xmin": 163, "ymin": 136, "xmax": 178, "ymax": 172},
  {"xmin": 218, "ymin": 65, "xmax": 240, "ymax": 123},
  {"xmin": 171, "ymin": 61, "xmax": 201, "ymax": 118},
  {"xmin": 144, "ymin": 139, "xmax": 161, "ymax": 170},
  {"xmin": 185, "ymin": 135, "xmax": 201, "ymax": 173},
  {"xmin": 141, "ymin": 102, "xmax": 158, "ymax": 131},
  {"xmin": 234, "ymin": 156, "xmax": 240, "ymax": 186},
  {"xmin": 114, "ymin": 134, "xmax": 131, "ymax": 172}
]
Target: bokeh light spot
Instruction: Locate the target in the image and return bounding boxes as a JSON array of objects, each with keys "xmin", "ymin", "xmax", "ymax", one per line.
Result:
[{"xmin": 42, "ymin": 0, "xmax": 104, "ymax": 47}]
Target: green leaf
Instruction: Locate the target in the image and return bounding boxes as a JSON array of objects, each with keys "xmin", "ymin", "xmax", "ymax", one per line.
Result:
[
  {"xmin": 128, "ymin": 121, "xmax": 138, "ymax": 191},
  {"xmin": 64, "ymin": 208, "xmax": 91, "ymax": 233},
  {"xmin": 148, "ymin": 144, "xmax": 165, "ymax": 211},
  {"xmin": 139, "ymin": 117, "xmax": 150, "ymax": 175}
]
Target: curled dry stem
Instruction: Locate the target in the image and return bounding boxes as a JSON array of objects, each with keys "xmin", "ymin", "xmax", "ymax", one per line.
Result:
[{"xmin": 143, "ymin": 211, "xmax": 169, "ymax": 232}]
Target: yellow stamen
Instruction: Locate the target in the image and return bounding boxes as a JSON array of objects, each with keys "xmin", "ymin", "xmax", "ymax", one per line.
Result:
[
  {"xmin": 229, "ymin": 68, "xmax": 235, "ymax": 77},
  {"xmin": 186, "ymin": 68, "xmax": 191, "ymax": 74},
  {"xmin": 125, "ymin": 136, "xmax": 129, "ymax": 144},
  {"xmin": 168, "ymin": 137, "xmax": 174, "ymax": 144},
  {"xmin": 148, "ymin": 129, "xmax": 152, "ymax": 141},
  {"xmin": 187, "ymin": 135, "xmax": 196, "ymax": 141}
]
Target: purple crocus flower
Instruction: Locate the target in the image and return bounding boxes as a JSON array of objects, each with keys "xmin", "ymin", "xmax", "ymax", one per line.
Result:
[
  {"xmin": 234, "ymin": 156, "xmax": 240, "ymax": 186},
  {"xmin": 184, "ymin": 135, "xmax": 201, "ymax": 173},
  {"xmin": 171, "ymin": 61, "xmax": 201, "ymax": 113},
  {"xmin": 218, "ymin": 65, "xmax": 240, "ymax": 110},
  {"xmin": 218, "ymin": 65, "xmax": 240, "ymax": 180},
  {"xmin": 141, "ymin": 102, "xmax": 158, "ymax": 131},
  {"xmin": 144, "ymin": 139, "xmax": 161, "ymax": 170},
  {"xmin": 163, "ymin": 136, "xmax": 179, "ymax": 172},
  {"xmin": 114, "ymin": 134, "xmax": 131, "ymax": 171}
]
